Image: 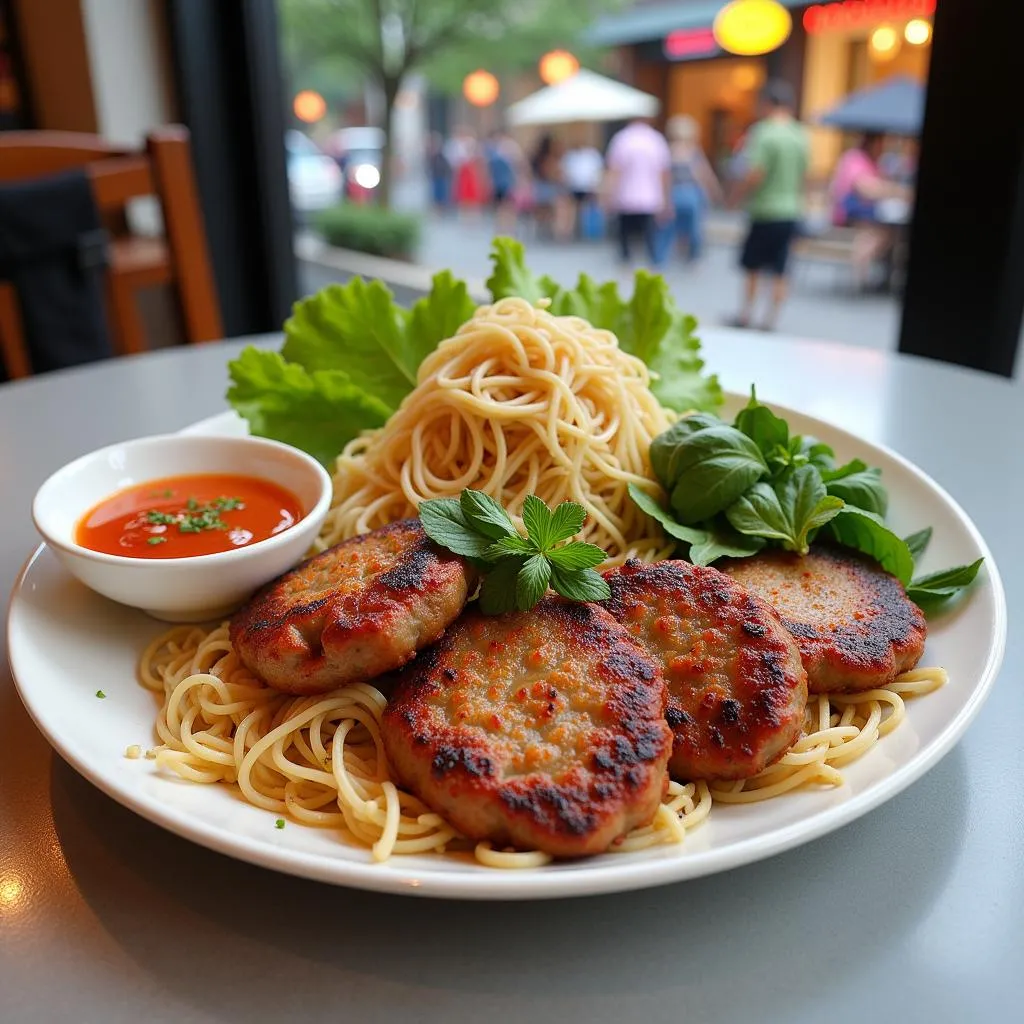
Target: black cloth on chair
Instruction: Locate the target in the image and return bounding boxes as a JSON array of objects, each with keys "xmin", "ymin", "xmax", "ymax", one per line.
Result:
[{"xmin": 0, "ymin": 169, "xmax": 113, "ymax": 380}]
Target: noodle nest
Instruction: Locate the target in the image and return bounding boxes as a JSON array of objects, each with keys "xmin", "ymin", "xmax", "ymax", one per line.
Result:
[{"xmin": 319, "ymin": 296, "xmax": 675, "ymax": 565}]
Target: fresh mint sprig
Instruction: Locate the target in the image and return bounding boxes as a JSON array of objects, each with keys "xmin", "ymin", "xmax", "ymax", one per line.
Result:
[{"xmin": 418, "ymin": 490, "xmax": 610, "ymax": 614}]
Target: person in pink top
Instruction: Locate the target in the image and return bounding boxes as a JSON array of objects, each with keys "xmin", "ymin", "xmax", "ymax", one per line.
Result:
[
  {"xmin": 830, "ymin": 132, "xmax": 910, "ymax": 287},
  {"xmin": 603, "ymin": 118, "xmax": 672, "ymax": 265}
]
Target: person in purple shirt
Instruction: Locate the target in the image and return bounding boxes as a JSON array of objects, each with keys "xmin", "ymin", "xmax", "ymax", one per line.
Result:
[{"xmin": 603, "ymin": 118, "xmax": 672, "ymax": 266}]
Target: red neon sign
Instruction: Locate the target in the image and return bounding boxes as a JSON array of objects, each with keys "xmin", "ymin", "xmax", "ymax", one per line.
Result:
[
  {"xmin": 804, "ymin": 0, "xmax": 936, "ymax": 34},
  {"xmin": 664, "ymin": 28, "xmax": 719, "ymax": 60}
]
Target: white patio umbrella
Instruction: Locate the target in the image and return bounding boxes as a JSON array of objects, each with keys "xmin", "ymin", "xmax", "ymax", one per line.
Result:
[{"xmin": 506, "ymin": 69, "xmax": 660, "ymax": 126}]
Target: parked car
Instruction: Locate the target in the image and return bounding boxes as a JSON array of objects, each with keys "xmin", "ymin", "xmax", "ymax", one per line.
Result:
[
  {"xmin": 285, "ymin": 130, "xmax": 343, "ymax": 213},
  {"xmin": 327, "ymin": 126, "xmax": 385, "ymax": 202}
]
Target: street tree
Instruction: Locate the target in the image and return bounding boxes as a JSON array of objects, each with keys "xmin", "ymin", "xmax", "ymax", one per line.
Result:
[{"xmin": 280, "ymin": 0, "xmax": 622, "ymax": 207}]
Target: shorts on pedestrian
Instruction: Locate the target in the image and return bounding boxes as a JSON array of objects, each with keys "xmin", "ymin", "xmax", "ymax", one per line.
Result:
[{"xmin": 740, "ymin": 219, "xmax": 799, "ymax": 276}]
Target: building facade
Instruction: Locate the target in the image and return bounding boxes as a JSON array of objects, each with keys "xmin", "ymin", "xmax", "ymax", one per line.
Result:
[{"xmin": 590, "ymin": 0, "xmax": 934, "ymax": 179}]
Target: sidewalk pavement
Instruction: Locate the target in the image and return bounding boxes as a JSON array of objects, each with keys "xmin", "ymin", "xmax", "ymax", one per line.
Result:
[{"xmin": 298, "ymin": 209, "xmax": 903, "ymax": 353}]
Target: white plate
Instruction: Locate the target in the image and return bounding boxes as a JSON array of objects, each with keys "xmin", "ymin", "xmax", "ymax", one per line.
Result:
[{"xmin": 7, "ymin": 404, "xmax": 1007, "ymax": 900}]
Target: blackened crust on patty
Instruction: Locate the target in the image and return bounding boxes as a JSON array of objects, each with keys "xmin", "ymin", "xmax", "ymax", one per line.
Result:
[
  {"xmin": 381, "ymin": 598, "xmax": 672, "ymax": 857},
  {"xmin": 720, "ymin": 546, "xmax": 927, "ymax": 693},
  {"xmin": 230, "ymin": 519, "xmax": 476, "ymax": 695},
  {"xmin": 603, "ymin": 559, "xmax": 808, "ymax": 782}
]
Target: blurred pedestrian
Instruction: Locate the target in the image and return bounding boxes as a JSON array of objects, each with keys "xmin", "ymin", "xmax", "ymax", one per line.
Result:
[
  {"xmin": 831, "ymin": 132, "xmax": 911, "ymax": 288},
  {"xmin": 729, "ymin": 81, "xmax": 809, "ymax": 331},
  {"xmin": 603, "ymin": 117, "xmax": 671, "ymax": 267},
  {"xmin": 562, "ymin": 141, "xmax": 604, "ymax": 239},
  {"xmin": 426, "ymin": 132, "xmax": 451, "ymax": 212},
  {"xmin": 530, "ymin": 134, "xmax": 572, "ymax": 241},
  {"xmin": 484, "ymin": 130, "xmax": 524, "ymax": 234},
  {"xmin": 445, "ymin": 125, "xmax": 485, "ymax": 216},
  {"xmin": 665, "ymin": 114, "xmax": 722, "ymax": 263}
]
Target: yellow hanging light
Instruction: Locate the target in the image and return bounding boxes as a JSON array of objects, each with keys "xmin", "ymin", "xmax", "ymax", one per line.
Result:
[
  {"xmin": 539, "ymin": 50, "xmax": 580, "ymax": 85},
  {"xmin": 869, "ymin": 25, "xmax": 900, "ymax": 61},
  {"xmin": 713, "ymin": 0, "xmax": 793, "ymax": 57},
  {"xmin": 463, "ymin": 70, "xmax": 500, "ymax": 108}
]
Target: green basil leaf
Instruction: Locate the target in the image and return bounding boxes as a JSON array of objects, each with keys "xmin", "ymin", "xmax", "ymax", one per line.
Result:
[
  {"xmin": 516, "ymin": 554, "xmax": 552, "ymax": 611},
  {"xmin": 824, "ymin": 506, "xmax": 914, "ymax": 584},
  {"xmin": 648, "ymin": 414, "xmax": 722, "ymax": 489},
  {"xmin": 907, "ymin": 557, "xmax": 984, "ymax": 611},
  {"xmin": 688, "ymin": 525, "xmax": 766, "ymax": 566},
  {"xmin": 904, "ymin": 527, "xmax": 933, "ymax": 562},
  {"xmin": 477, "ymin": 557, "xmax": 526, "ymax": 614},
  {"xmin": 791, "ymin": 435, "xmax": 836, "ymax": 473},
  {"xmin": 548, "ymin": 501, "xmax": 587, "ymax": 545},
  {"xmin": 419, "ymin": 498, "xmax": 493, "ymax": 559},
  {"xmin": 726, "ymin": 467, "xmax": 843, "ymax": 554},
  {"xmin": 549, "ymin": 565, "xmax": 611, "ymax": 603},
  {"xmin": 665, "ymin": 425, "xmax": 768, "ymax": 524},
  {"xmin": 780, "ymin": 466, "xmax": 845, "ymax": 551},
  {"xmin": 485, "ymin": 535, "xmax": 535, "ymax": 560},
  {"xmin": 824, "ymin": 464, "xmax": 888, "ymax": 517},
  {"xmin": 545, "ymin": 542, "xmax": 607, "ymax": 571},
  {"xmin": 521, "ymin": 494, "xmax": 555, "ymax": 550},
  {"xmin": 820, "ymin": 458, "xmax": 866, "ymax": 482},
  {"xmin": 459, "ymin": 489, "xmax": 517, "ymax": 540},
  {"xmin": 726, "ymin": 482, "xmax": 795, "ymax": 544},
  {"xmin": 628, "ymin": 483, "xmax": 712, "ymax": 546},
  {"xmin": 734, "ymin": 387, "xmax": 789, "ymax": 459}
]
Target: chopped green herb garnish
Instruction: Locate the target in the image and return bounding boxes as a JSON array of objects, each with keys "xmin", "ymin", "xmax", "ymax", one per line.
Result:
[
  {"xmin": 274, "ymin": 818, "xmax": 286, "ymax": 830},
  {"xmin": 95, "ymin": 690, "xmax": 106, "ymax": 699},
  {"xmin": 147, "ymin": 536, "xmax": 167, "ymax": 546},
  {"xmin": 142, "ymin": 497, "xmax": 242, "ymax": 537}
]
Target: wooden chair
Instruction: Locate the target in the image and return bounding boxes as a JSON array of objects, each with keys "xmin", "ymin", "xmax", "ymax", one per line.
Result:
[{"xmin": 0, "ymin": 126, "xmax": 223, "ymax": 379}]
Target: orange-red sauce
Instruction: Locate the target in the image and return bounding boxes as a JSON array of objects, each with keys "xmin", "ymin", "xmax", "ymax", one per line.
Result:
[{"xmin": 76, "ymin": 473, "xmax": 303, "ymax": 559}]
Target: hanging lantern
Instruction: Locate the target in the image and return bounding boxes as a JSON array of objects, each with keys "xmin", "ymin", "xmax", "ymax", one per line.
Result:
[
  {"xmin": 463, "ymin": 70, "xmax": 500, "ymax": 108},
  {"xmin": 539, "ymin": 50, "xmax": 580, "ymax": 85},
  {"xmin": 904, "ymin": 19, "xmax": 932, "ymax": 46},
  {"xmin": 713, "ymin": 0, "xmax": 793, "ymax": 57},
  {"xmin": 293, "ymin": 90, "xmax": 326, "ymax": 123},
  {"xmin": 869, "ymin": 25, "xmax": 900, "ymax": 61}
]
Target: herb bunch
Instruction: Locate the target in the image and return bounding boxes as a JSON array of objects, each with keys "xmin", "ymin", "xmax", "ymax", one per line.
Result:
[
  {"xmin": 419, "ymin": 490, "xmax": 611, "ymax": 614},
  {"xmin": 630, "ymin": 388, "xmax": 982, "ymax": 611}
]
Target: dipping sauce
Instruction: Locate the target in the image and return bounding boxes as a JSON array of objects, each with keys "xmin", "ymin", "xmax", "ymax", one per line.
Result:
[{"xmin": 76, "ymin": 474, "xmax": 303, "ymax": 559}]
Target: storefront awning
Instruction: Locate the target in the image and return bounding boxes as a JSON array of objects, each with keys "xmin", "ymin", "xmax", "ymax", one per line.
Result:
[
  {"xmin": 587, "ymin": 0, "xmax": 811, "ymax": 47},
  {"xmin": 506, "ymin": 69, "xmax": 659, "ymax": 126},
  {"xmin": 819, "ymin": 75, "xmax": 924, "ymax": 135}
]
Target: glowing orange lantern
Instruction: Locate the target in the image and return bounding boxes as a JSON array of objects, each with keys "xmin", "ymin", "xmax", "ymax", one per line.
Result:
[
  {"xmin": 539, "ymin": 50, "xmax": 580, "ymax": 85},
  {"xmin": 293, "ymin": 89, "xmax": 326, "ymax": 123},
  {"xmin": 462, "ymin": 70, "xmax": 500, "ymax": 108}
]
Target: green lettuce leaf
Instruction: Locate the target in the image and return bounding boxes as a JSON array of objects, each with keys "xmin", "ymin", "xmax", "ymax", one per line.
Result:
[
  {"xmin": 486, "ymin": 238, "xmax": 721, "ymax": 412},
  {"xmin": 226, "ymin": 348, "xmax": 390, "ymax": 466},
  {"xmin": 227, "ymin": 270, "xmax": 476, "ymax": 461}
]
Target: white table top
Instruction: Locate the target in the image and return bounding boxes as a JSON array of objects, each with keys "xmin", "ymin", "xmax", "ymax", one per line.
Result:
[{"xmin": 1, "ymin": 331, "xmax": 1020, "ymax": 1024}]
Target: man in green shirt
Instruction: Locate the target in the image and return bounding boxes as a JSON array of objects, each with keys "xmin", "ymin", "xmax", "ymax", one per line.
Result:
[{"xmin": 730, "ymin": 80, "xmax": 809, "ymax": 331}]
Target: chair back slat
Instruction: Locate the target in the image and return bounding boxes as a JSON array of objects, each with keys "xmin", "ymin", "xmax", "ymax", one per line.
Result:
[{"xmin": 0, "ymin": 126, "xmax": 222, "ymax": 380}]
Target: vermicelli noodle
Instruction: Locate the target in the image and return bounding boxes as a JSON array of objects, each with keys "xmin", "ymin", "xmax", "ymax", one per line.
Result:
[{"xmin": 318, "ymin": 297, "xmax": 675, "ymax": 565}]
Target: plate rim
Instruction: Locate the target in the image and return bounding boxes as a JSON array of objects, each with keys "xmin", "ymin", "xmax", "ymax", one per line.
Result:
[{"xmin": 7, "ymin": 399, "xmax": 1008, "ymax": 900}]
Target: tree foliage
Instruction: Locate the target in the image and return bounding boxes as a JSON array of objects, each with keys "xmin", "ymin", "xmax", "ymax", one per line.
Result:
[{"xmin": 279, "ymin": 0, "xmax": 621, "ymax": 95}]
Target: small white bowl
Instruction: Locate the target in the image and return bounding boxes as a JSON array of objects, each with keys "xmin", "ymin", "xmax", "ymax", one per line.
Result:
[{"xmin": 32, "ymin": 433, "xmax": 332, "ymax": 622}]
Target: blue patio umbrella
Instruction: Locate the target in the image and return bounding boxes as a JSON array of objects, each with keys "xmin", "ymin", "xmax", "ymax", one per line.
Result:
[{"xmin": 818, "ymin": 76, "xmax": 925, "ymax": 136}]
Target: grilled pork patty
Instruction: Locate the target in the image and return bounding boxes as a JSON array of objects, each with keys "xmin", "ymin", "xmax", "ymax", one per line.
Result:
[
  {"xmin": 603, "ymin": 559, "xmax": 808, "ymax": 782},
  {"xmin": 381, "ymin": 598, "xmax": 673, "ymax": 857},
  {"xmin": 231, "ymin": 519, "xmax": 476, "ymax": 695},
  {"xmin": 721, "ymin": 546, "xmax": 927, "ymax": 693}
]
